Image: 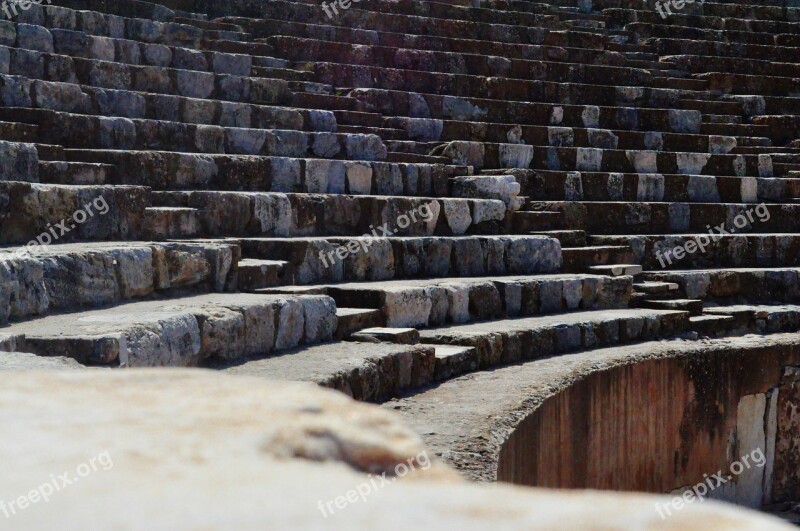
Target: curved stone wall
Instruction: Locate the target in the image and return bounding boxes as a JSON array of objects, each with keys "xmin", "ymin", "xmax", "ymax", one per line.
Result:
[{"xmin": 497, "ymin": 337, "xmax": 800, "ymax": 509}]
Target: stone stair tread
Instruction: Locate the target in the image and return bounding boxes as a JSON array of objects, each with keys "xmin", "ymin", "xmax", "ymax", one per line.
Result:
[
  {"xmin": 633, "ymin": 281, "xmax": 679, "ymax": 294},
  {"xmin": 2, "ymin": 293, "xmax": 337, "ymax": 367},
  {"xmin": 642, "ymin": 298, "xmax": 704, "ymax": 316},
  {"xmin": 690, "ymin": 315, "xmax": 735, "ymax": 323},
  {"xmin": 211, "ymin": 340, "xmax": 435, "ymax": 402},
  {"xmin": 588, "ymin": 264, "xmax": 643, "ymax": 277}
]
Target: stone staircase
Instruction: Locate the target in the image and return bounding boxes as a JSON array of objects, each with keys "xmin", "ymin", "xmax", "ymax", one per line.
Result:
[{"xmin": 1, "ymin": 0, "xmax": 800, "ymax": 515}]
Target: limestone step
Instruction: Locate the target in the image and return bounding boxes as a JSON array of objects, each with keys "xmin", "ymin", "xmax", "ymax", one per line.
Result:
[
  {"xmin": 350, "ymin": 88, "xmax": 703, "ymax": 134},
  {"xmin": 641, "ymin": 267, "xmax": 800, "ymax": 302},
  {"xmin": 512, "ymin": 211, "xmax": 563, "ymax": 232},
  {"xmin": 0, "ymin": 107, "xmax": 386, "ymax": 160},
  {"xmin": 142, "ymin": 206, "xmax": 201, "ymax": 239},
  {"xmin": 237, "ymin": 258, "xmax": 290, "ymax": 291},
  {"xmin": 66, "ymin": 149, "xmax": 460, "ymax": 197},
  {"xmin": 589, "ymin": 264, "xmax": 643, "ymax": 277},
  {"xmin": 212, "ymin": 340, "xmax": 436, "ymax": 403},
  {"xmin": 505, "ymin": 168, "xmax": 785, "ymax": 204},
  {"xmin": 703, "ymin": 303, "xmax": 800, "ymax": 335},
  {"xmin": 416, "ymin": 308, "xmax": 690, "ymax": 370},
  {"xmin": 633, "ymin": 281, "xmax": 679, "ymax": 295},
  {"xmin": 269, "ymin": 35, "xmax": 653, "ymax": 87},
  {"xmin": 0, "ymin": 181, "xmax": 147, "ymax": 245},
  {"xmin": 2, "ymin": 292, "xmax": 337, "ymax": 367},
  {"xmin": 0, "ymin": 78, "xmax": 334, "ymax": 133},
  {"xmin": 240, "ymin": 11, "xmax": 603, "ymax": 49},
  {"xmin": 334, "ymin": 307, "xmax": 384, "ymax": 339},
  {"xmin": 689, "ymin": 314, "xmax": 736, "ymax": 337},
  {"xmin": 236, "ymin": 235, "xmax": 562, "ymax": 285},
  {"xmin": 266, "ymin": 273, "xmax": 630, "ymax": 328},
  {"xmin": 528, "ymin": 229, "xmax": 587, "ymax": 247},
  {"xmin": 2, "ymin": 48, "xmax": 292, "ymax": 107},
  {"xmin": 349, "ymin": 327, "xmax": 421, "ymax": 344},
  {"xmin": 153, "ymin": 192, "xmax": 508, "ymax": 239},
  {"xmin": 530, "ymin": 202, "xmax": 789, "ymax": 235},
  {"xmin": 641, "ymin": 298, "xmax": 704, "ymax": 316},
  {"xmin": 383, "ymin": 116, "xmax": 752, "ymax": 153},
  {"xmin": 432, "ymin": 344, "xmax": 478, "ymax": 381},
  {"xmin": 594, "ymin": 234, "xmax": 800, "ymax": 270},
  {"xmin": 0, "ymin": 240, "xmax": 238, "ymax": 324},
  {"xmin": 38, "ymin": 161, "xmax": 116, "ymax": 185},
  {"xmin": 0, "ymin": 120, "xmax": 38, "ymax": 142},
  {"xmin": 561, "ymin": 245, "xmax": 634, "ymax": 273}
]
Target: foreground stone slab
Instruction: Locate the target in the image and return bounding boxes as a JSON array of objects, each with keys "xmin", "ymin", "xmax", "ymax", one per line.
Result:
[
  {"xmin": 0, "ymin": 351, "xmax": 83, "ymax": 370},
  {"xmin": 0, "ymin": 370, "xmax": 788, "ymax": 530}
]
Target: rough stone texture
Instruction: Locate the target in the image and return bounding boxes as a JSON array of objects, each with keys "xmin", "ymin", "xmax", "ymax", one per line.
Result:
[{"xmin": 0, "ymin": 370, "xmax": 789, "ymax": 530}]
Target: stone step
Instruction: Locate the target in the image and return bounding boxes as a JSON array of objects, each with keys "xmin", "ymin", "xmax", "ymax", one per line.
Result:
[
  {"xmin": 386, "ymin": 151, "xmax": 451, "ymax": 164},
  {"xmin": 0, "ymin": 181, "xmax": 146, "ymax": 245},
  {"xmin": 154, "ymin": 191, "xmax": 507, "ymax": 238},
  {"xmin": 237, "ymin": 258, "xmax": 290, "ymax": 291},
  {"xmin": 594, "ymin": 233, "xmax": 800, "ymax": 270},
  {"xmin": 310, "ymin": 61, "xmax": 691, "ymax": 109},
  {"xmin": 688, "ymin": 314, "xmax": 736, "ymax": 337},
  {"xmin": 641, "ymin": 267, "xmax": 800, "ymax": 302},
  {"xmin": 65, "ymin": 149, "xmax": 460, "ymax": 197},
  {"xmin": 641, "ymin": 298, "xmax": 704, "ymax": 316},
  {"xmin": 2, "ymin": 292, "xmax": 337, "ymax": 367},
  {"xmin": 213, "ymin": 340, "xmax": 436, "ymax": 403},
  {"xmin": 420, "ymin": 341, "xmax": 476, "ymax": 381},
  {"xmin": 0, "ymin": 107, "xmax": 386, "ymax": 161},
  {"xmin": 334, "ymin": 307, "xmax": 384, "ymax": 339},
  {"xmin": 416, "ymin": 308, "xmax": 690, "ymax": 370},
  {"xmin": 0, "ymin": 120, "xmax": 38, "ymax": 142},
  {"xmin": 338, "ymin": 125, "xmax": 408, "ymax": 141},
  {"xmin": 266, "ymin": 273, "xmax": 630, "ymax": 328},
  {"xmin": 633, "ymin": 281, "xmax": 679, "ymax": 295},
  {"xmin": 2, "ymin": 48, "xmax": 292, "ymax": 107},
  {"xmin": 269, "ymin": 35, "xmax": 653, "ymax": 87},
  {"xmin": 142, "ymin": 206, "xmax": 201, "ymax": 239},
  {"xmin": 528, "ymin": 229, "xmax": 587, "ymax": 247},
  {"xmin": 0, "ymin": 240, "xmax": 238, "ymax": 324},
  {"xmin": 506, "ymin": 168, "xmax": 789, "ymax": 204},
  {"xmin": 237, "ymin": 235, "xmax": 562, "ymax": 285},
  {"xmin": 588, "ymin": 264, "xmax": 643, "ymax": 277},
  {"xmin": 561, "ymin": 245, "xmax": 633, "ymax": 273},
  {"xmin": 350, "ymin": 88, "xmax": 703, "ymax": 134},
  {"xmin": 703, "ymin": 114, "xmax": 743, "ymax": 125},
  {"xmin": 37, "ymin": 161, "xmax": 116, "ymax": 185},
  {"xmin": 349, "ymin": 327, "xmax": 421, "ymax": 344},
  {"xmin": 529, "ymin": 201, "xmax": 789, "ymax": 235},
  {"xmin": 242, "ymin": 0, "xmax": 590, "ymax": 44},
  {"xmin": 703, "ymin": 303, "xmax": 800, "ymax": 335},
  {"xmin": 383, "ymin": 116, "xmax": 752, "ymax": 153},
  {"xmin": 239, "ymin": 11, "xmax": 604, "ymax": 49},
  {"xmin": 519, "ymin": 145, "xmax": 773, "ymax": 177},
  {"xmin": 0, "ymin": 78, "xmax": 334, "ymax": 133},
  {"xmin": 512, "ymin": 211, "xmax": 563, "ymax": 232},
  {"xmin": 290, "ymin": 91, "xmax": 363, "ymax": 111}
]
